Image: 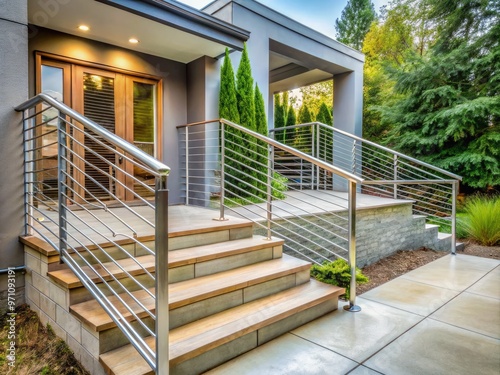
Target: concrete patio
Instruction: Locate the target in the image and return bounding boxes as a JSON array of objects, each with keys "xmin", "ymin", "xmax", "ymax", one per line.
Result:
[{"xmin": 205, "ymin": 254, "xmax": 500, "ymax": 375}]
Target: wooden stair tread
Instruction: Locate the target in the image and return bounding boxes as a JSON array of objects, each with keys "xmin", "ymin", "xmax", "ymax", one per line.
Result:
[
  {"xmin": 99, "ymin": 280, "xmax": 344, "ymax": 374},
  {"xmin": 48, "ymin": 255, "xmax": 156, "ymax": 289},
  {"xmin": 70, "ymin": 254, "xmax": 310, "ymax": 331},
  {"xmin": 169, "ymin": 235, "xmax": 284, "ymax": 267}
]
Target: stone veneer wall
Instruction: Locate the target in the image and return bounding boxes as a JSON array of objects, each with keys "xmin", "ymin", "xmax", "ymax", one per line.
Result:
[{"xmin": 356, "ymin": 203, "xmax": 450, "ymax": 267}]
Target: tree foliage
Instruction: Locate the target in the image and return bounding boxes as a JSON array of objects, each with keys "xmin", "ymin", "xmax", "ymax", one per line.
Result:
[
  {"xmin": 316, "ymin": 102, "xmax": 333, "ymax": 125},
  {"xmin": 362, "ymin": 0, "xmax": 437, "ymax": 142},
  {"xmin": 379, "ymin": 0, "xmax": 500, "ymax": 190},
  {"xmin": 299, "ymin": 81, "xmax": 333, "ymax": 118},
  {"xmin": 236, "ymin": 43, "xmax": 255, "ymax": 131},
  {"xmin": 298, "ymin": 104, "xmax": 313, "ymax": 124},
  {"xmin": 219, "ymin": 45, "xmax": 282, "ymax": 200},
  {"xmin": 335, "ymin": 0, "xmax": 377, "ymax": 50},
  {"xmin": 219, "ymin": 48, "xmax": 239, "ymax": 123}
]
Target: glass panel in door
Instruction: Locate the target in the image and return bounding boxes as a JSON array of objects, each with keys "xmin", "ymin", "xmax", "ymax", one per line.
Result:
[
  {"xmin": 132, "ymin": 81, "xmax": 156, "ymax": 198},
  {"xmin": 39, "ymin": 64, "xmax": 65, "ymax": 200},
  {"xmin": 82, "ymin": 73, "xmax": 116, "ymax": 200}
]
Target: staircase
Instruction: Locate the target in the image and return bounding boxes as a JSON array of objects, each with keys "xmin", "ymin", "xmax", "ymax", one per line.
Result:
[{"xmin": 23, "ymin": 211, "xmax": 344, "ymax": 375}]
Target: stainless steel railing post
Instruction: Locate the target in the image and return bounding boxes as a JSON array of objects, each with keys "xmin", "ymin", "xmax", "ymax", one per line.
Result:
[
  {"xmin": 266, "ymin": 144, "xmax": 274, "ymax": 240},
  {"xmin": 393, "ymin": 154, "xmax": 398, "ymax": 199},
  {"xmin": 451, "ymin": 181, "xmax": 458, "ymax": 255},
  {"xmin": 22, "ymin": 110, "xmax": 34, "ymax": 236},
  {"xmin": 219, "ymin": 121, "xmax": 226, "ymax": 220},
  {"xmin": 311, "ymin": 124, "xmax": 316, "ymax": 189},
  {"xmin": 185, "ymin": 127, "xmax": 189, "ymax": 205},
  {"xmin": 155, "ymin": 174, "xmax": 169, "ymax": 375},
  {"xmin": 57, "ymin": 112, "xmax": 68, "ymax": 255},
  {"xmin": 344, "ymin": 180, "xmax": 361, "ymax": 312},
  {"xmin": 315, "ymin": 124, "xmax": 320, "ymax": 190}
]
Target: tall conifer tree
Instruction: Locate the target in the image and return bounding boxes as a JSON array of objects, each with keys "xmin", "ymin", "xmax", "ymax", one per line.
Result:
[
  {"xmin": 236, "ymin": 43, "xmax": 255, "ymax": 131},
  {"xmin": 335, "ymin": 0, "xmax": 377, "ymax": 50},
  {"xmin": 219, "ymin": 48, "xmax": 239, "ymax": 123}
]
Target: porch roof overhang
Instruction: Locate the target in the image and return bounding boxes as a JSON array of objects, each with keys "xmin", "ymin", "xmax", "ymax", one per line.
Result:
[{"xmin": 28, "ymin": 0, "xmax": 250, "ymax": 63}]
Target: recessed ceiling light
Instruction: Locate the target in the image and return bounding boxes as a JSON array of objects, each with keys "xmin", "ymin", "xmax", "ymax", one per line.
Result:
[
  {"xmin": 129, "ymin": 38, "xmax": 139, "ymax": 44},
  {"xmin": 78, "ymin": 25, "xmax": 90, "ymax": 31}
]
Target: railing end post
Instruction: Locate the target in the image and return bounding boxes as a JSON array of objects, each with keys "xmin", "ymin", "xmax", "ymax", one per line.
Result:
[{"xmin": 345, "ymin": 180, "xmax": 361, "ymax": 313}]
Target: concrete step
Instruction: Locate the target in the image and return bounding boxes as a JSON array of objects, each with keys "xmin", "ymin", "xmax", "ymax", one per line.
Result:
[{"xmin": 99, "ymin": 279, "xmax": 344, "ymax": 375}]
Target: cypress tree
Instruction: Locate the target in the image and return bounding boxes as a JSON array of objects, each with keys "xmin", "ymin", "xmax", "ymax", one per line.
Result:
[
  {"xmin": 285, "ymin": 106, "xmax": 297, "ymax": 143},
  {"xmin": 316, "ymin": 102, "xmax": 333, "ymax": 125},
  {"xmin": 298, "ymin": 104, "xmax": 313, "ymax": 124},
  {"xmin": 219, "ymin": 48, "xmax": 244, "ymax": 197},
  {"xmin": 298, "ymin": 104, "xmax": 314, "ymax": 153},
  {"xmin": 316, "ymin": 102, "xmax": 334, "ymax": 163},
  {"xmin": 219, "ymin": 48, "xmax": 239, "ymax": 123},
  {"xmin": 274, "ymin": 93, "xmax": 286, "ymax": 143},
  {"xmin": 254, "ymin": 84, "xmax": 268, "ymax": 196},
  {"xmin": 255, "ymin": 85, "xmax": 268, "ymax": 137},
  {"xmin": 236, "ymin": 43, "xmax": 255, "ymax": 131},
  {"xmin": 234, "ymin": 43, "xmax": 257, "ymax": 197}
]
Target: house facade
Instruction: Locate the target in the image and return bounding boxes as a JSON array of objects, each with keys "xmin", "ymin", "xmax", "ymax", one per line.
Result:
[{"xmin": 0, "ymin": 0, "xmax": 363, "ymax": 314}]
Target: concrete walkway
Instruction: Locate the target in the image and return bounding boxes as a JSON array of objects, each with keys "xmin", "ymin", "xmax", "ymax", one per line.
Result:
[{"xmin": 205, "ymin": 254, "xmax": 500, "ymax": 375}]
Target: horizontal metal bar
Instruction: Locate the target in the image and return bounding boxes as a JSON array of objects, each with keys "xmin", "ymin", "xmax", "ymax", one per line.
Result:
[
  {"xmin": 221, "ymin": 119, "xmax": 364, "ymax": 183},
  {"xmin": 16, "ymin": 94, "xmax": 170, "ymax": 175},
  {"xmin": 362, "ymin": 179, "xmax": 458, "ymax": 185},
  {"xmin": 318, "ymin": 123, "xmax": 462, "ymax": 181}
]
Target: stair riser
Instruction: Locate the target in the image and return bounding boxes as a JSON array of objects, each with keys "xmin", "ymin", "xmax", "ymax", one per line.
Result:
[
  {"xmin": 69, "ymin": 273, "xmax": 155, "ymax": 305},
  {"xmin": 175, "ymin": 244, "xmax": 283, "ymax": 281},
  {"xmin": 70, "ymin": 241, "xmax": 155, "ymax": 266},
  {"xmin": 98, "ymin": 317, "xmax": 155, "ymax": 355},
  {"xmin": 169, "ymin": 225, "xmax": 253, "ymax": 251},
  {"xmin": 171, "ymin": 298, "xmax": 339, "ymax": 375}
]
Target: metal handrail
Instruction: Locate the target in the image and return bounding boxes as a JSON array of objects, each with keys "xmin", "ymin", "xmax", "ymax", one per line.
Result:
[
  {"xmin": 271, "ymin": 122, "xmax": 462, "ymax": 255},
  {"xmin": 179, "ymin": 119, "xmax": 363, "ymax": 184},
  {"xmin": 16, "ymin": 94, "xmax": 170, "ymax": 373},
  {"xmin": 270, "ymin": 122, "xmax": 462, "ymax": 181},
  {"xmin": 179, "ymin": 119, "xmax": 362, "ymax": 311}
]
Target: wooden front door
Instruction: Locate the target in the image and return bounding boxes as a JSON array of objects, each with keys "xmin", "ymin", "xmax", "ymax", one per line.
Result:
[{"xmin": 38, "ymin": 56, "xmax": 161, "ymax": 203}]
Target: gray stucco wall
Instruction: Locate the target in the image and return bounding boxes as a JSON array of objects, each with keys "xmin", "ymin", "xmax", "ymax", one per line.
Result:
[
  {"xmin": 28, "ymin": 28, "xmax": 188, "ymax": 204},
  {"xmin": 0, "ymin": 0, "xmax": 29, "ymax": 312}
]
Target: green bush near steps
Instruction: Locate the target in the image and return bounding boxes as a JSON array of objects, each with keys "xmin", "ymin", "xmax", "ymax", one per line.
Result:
[
  {"xmin": 310, "ymin": 258, "xmax": 369, "ymax": 300},
  {"xmin": 460, "ymin": 195, "xmax": 500, "ymax": 246}
]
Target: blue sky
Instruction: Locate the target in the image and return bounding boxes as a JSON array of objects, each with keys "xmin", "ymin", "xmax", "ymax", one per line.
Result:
[{"xmin": 177, "ymin": 0, "xmax": 389, "ymax": 39}]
